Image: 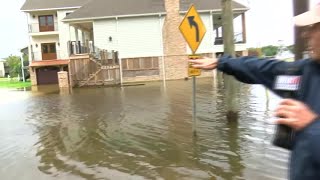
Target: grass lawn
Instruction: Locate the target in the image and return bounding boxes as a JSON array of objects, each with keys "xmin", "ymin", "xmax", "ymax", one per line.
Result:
[{"xmin": 0, "ymin": 78, "xmax": 31, "ymax": 89}]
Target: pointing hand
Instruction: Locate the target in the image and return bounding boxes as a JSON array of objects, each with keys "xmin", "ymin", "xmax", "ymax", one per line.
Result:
[{"xmin": 188, "ymin": 57, "xmax": 218, "ymax": 70}]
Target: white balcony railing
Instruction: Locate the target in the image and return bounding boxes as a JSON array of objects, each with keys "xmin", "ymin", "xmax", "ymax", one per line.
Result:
[
  {"xmin": 214, "ymin": 32, "xmax": 245, "ymax": 45},
  {"xmin": 68, "ymin": 41, "xmax": 93, "ymax": 55},
  {"xmin": 28, "ymin": 23, "xmax": 58, "ymax": 33},
  {"xmin": 32, "ymin": 51, "xmax": 61, "ymax": 61}
]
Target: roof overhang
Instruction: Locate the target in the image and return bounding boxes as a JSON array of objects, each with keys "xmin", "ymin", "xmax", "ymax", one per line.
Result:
[
  {"xmin": 62, "ymin": 7, "xmax": 248, "ymax": 22},
  {"xmin": 180, "ymin": 8, "xmax": 249, "ymax": 14},
  {"xmin": 21, "ymin": 6, "xmax": 81, "ymax": 12},
  {"xmin": 62, "ymin": 12, "xmax": 167, "ymax": 22}
]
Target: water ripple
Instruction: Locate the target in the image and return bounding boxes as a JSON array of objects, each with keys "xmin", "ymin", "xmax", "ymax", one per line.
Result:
[{"xmin": 0, "ymin": 80, "xmax": 288, "ymax": 180}]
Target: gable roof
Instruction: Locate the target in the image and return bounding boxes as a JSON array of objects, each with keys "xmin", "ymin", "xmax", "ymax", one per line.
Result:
[
  {"xmin": 21, "ymin": 0, "xmax": 91, "ymax": 11},
  {"xmin": 63, "ymin": 0, "xmax": 248, "ymax": 21},
  {"xmin": 64, "ymin": 0, "xmax": 166, "ymax": 21},
  {"xmin": 20, "ymin": 0, "xmax": 248, "ymax": 19}
]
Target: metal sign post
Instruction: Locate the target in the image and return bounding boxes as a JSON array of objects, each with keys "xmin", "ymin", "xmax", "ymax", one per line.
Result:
[
  {"xmin": 179, "ymin": 4, "xmax": 206, "ymax": 136},
  {"xmin": 189, "ymin": 55, "xmax": 201, "ymax": 136}
]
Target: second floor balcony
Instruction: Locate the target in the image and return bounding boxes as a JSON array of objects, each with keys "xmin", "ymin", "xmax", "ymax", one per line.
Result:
[
  {"xmin": 68, "ymin": 41, "xmax": 93, "ymax": 56},
  {"xmin": 28, "ymin": 22, "xmax": 58, "ymax": 34},
  {"xmin": 32, "ymin": 51, "xmax": 61, "ymax": 61}
]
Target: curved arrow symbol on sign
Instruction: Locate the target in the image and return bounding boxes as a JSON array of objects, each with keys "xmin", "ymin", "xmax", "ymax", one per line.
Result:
[{"xmin": 187, "ymin": 16, "xmax": 200, "ymax": 42}]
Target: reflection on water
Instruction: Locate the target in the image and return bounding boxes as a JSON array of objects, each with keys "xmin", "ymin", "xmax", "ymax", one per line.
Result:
[{"xmin": 0, "ymin": 79, "xmax": 288, "ymax": 180}]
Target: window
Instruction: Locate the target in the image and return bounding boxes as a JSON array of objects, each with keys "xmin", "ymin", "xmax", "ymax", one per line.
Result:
[
  {"xmin": 38, "ymin": 15, "xmax": 54, "ymax": 32},
  {"xmin": 42, "ymin": 45, "xmax": 48, "ymax": 53},
  {"xmin": 39, "ymin": 16, "xmax": 46, "ymax": 26},
  {"xmin": 41, "ymin": 43, "xmax": 57, "ymax": 60},
  {"xmin": 42, "ymin": 43, "xmax": 57, "ymax": 54},
  {"xmin": 49, "ymin": 44, "xmax": 56, "ymax": 53},
  {"xmin": 47, "ymin": 16, "xmax": 53, "ymax": 26}
]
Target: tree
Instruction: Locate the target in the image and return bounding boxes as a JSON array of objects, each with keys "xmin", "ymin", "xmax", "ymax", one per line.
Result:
[
  {"xmin": 5, "ymin": 55, "xmax": 22, "ymax": 77},
  {"xmin": 261, "ymin": 45, "xmax": 279, "ymax": 57}
]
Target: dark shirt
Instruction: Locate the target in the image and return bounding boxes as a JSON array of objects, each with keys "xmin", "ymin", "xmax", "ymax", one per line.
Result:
[{"xmin": 218, "ymin": 56, "xmax": 320, "ymax": 180}]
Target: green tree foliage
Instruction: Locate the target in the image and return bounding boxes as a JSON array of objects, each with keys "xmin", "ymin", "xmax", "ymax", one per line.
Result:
[
  {"xmin": 5, "ymin": 55, "xmax": 22, "ymax": 77},
  {"xmin": 261, "ymin": 45, "xmax": 279, "ymax": 57},
  {"xmin": 248, "ymin": 45, "xmax": 295, "ymax": 57}
]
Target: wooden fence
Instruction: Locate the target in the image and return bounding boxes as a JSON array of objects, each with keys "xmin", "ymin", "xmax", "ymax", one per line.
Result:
[
  {"xmin": 121, "ymin": 56, "xmax": 160, "ymax": 77},
  {"xmin": 69, "ymin": 51, "xmax": 120, "ymax": 87}
]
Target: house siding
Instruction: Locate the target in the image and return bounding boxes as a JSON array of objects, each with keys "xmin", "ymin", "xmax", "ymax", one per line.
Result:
[
  {"xmin": 57, "ymin": 10, "xmax": 77, "ymax": 59},
  {"xmin": 118, "ymin": 16, "xmax": 163, "ymax": 58},
  {"xmin": 93, "ymin": 16, "xmax": 164, "ymax": 58},
  {"xmin": 93, "ymin": 19, "xmax": 117, "ymax": 51}
]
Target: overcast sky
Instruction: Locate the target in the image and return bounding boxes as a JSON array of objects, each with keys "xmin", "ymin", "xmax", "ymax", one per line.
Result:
[
  {"xmin": 0, "ymin": 0, "xmax": 27, "ymax": 59},
  {"xmin": 241, "ymin": 0, "xmax": 294, "ymax": 47},
  {"xmin": 0, "ymin": 0, "xmax": 318, "ymax": 58}
]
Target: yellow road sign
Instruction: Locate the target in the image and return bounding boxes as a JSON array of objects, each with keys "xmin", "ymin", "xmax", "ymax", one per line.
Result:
[
  {"xmin": 179, "ymin": 4, "xmax": 207, "ymax": 54},
  {"xmin": 188, "ymin": 55, "xmax": 201, "ymax": 77}
]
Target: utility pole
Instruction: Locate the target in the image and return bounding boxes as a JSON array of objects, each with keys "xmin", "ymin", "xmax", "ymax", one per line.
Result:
[
  {"xmin": 222, "ymin": 0, "xmax": 235, "ymax": 57},
  {"xmin": 222, "ymin": 0, "xmax": 239, "ymax": 120},
  {"xmin": 20, "ymin": 53, "xmax": 25, "ymax": 82},
  {"xmin": 293, "ymin": 0, "xmax": 309, "ymax": 60}
]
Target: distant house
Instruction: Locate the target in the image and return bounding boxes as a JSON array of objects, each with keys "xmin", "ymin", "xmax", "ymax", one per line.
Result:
[
  {"xmin": 0, "ymin": 60, "xmax": 9, "ymax": 78},
  {"xmin": 0, "ymin": 60, "xmax": 5, "ymax": 77},
  {"xmin": 21, "ymin": 0, "xmax": 249, "ymax": 86}
]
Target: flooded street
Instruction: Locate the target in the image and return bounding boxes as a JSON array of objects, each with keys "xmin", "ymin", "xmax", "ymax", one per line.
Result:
[{"xmin": 0, "ymin": 79, "xmax": 289, "ymax": 180}]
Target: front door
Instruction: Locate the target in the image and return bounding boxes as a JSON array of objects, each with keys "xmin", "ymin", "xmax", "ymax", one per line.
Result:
[{"xmin": 42, "ymin": 43, "xmax": 57, "ymax": 60}]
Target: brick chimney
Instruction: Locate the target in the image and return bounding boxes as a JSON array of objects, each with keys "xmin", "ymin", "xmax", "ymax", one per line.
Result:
[{"xmin": 163, "ymin": 0, "xmax": 188, "ymax": 80}]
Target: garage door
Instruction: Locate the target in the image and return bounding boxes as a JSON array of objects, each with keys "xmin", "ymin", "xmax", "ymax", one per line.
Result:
[{"xmin": 36, "ymin": 67, "xmax": 59, "ymax": 85}]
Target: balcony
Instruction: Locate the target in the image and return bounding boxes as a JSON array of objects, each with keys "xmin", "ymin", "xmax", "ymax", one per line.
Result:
[
  {"xmin": 214, "ymin": 32, "xmax": 245, "ymax": 45},
  {"xmin": 212, "ymin": 32, "xmax": 247, "ymax": 53},
  {"xmin": 32, "ymin": 51, "xmax": 61, "ymax": 61},
  {"xmin": 28, "ymin": 23, "xmax": 59, "ymax": 34},
  {"xmin": 68, "ymin": 41, "xmax": 93, "ymax": 56}
]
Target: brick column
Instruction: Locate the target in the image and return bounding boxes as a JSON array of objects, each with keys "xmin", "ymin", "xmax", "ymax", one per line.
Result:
[
  {"xmin": 58, "ymin": 71, "xmax": 70, "ymax": 88},
  {"xmin": 29, "ymin": 67, "xmax": 37, "ymax": 86},
  {"xmin": 163, "ymin": 0, "xmax": 188, "ymax": 80}
]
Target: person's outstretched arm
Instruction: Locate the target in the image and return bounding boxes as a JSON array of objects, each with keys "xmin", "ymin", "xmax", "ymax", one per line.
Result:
[{"xmin": 190, "ymin": 56, "xmax": 307, "ymax": 90}]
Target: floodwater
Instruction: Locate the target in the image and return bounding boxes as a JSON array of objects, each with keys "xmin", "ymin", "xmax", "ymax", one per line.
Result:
[{"xmin": 0, "ymin": 79, "xmax": 289, "ymax": 180}]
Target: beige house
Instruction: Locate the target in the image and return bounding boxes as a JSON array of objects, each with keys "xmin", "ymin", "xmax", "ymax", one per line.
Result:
[{"xmin": 21, "ymin": 0, "xmax": 249, "ymax": 86}]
